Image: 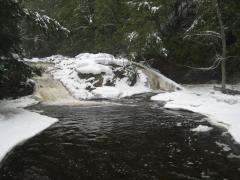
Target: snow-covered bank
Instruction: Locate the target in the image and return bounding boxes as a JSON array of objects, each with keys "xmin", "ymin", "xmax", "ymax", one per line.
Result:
[
  {"xmin": 151, "ymin": 84, "xmax": 240, "ymax": 143},
  {"xmin": 0, "ymin": 97, "xmax": 57, "ymax": 162},
  {"xmin": 26, "ymin": 53, "xmax": 180, "ymax": 100}
]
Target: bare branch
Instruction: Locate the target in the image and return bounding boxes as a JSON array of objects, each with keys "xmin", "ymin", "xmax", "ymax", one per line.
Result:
[{"xmin": 184, "ymin": 32, "xmax": 222, "ymax": 40}]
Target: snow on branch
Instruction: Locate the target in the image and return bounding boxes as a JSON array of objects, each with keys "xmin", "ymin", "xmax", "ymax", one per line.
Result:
[
  {"xmin": 168, "ymin": 54, "xmax": 224, "ymax": 71},
  {"xmin": 184, "ymin": 30, "xmax": 222, "ymax": 40},
  {"xmin": 185, "ymin": 16, "xmax": 202, "ymax": 33},
  {"xmin": 127, "ymin": 1, "xmax": 162, "ymax": 13},
  {"xmin": 23, "ymin": 9, "xmax": 70, "ymax": 36}
]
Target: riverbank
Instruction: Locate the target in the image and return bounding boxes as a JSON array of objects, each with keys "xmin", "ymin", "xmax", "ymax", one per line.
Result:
[
  {"xmin": 151, "ymin": 84, "xmax": 240, "ymax": 144},
  {"xmin": 0, "ymin": 97, "xmax": 57, "ymax": 162}
]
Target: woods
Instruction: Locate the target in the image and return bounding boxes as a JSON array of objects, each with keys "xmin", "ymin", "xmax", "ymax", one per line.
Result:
[
  {"xmin": 1, "ymin": 1, "xmax": 240, "ymax": 179},
  {"xmin": 21, "ymin": 0, "xmax": 240, "ymax": 83}
]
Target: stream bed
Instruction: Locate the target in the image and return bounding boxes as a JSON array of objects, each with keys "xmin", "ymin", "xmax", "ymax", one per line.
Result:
[{"xmin": 0, "ymin": 95, "xmax": 240, "ymax": 180}]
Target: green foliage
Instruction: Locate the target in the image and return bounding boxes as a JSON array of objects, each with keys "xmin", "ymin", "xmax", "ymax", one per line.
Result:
[
  {"xmin": 123, "ymin": 0, "xmax": 168, "ymax": 60},
  {"xmin": 94, "ymin": 0, "xmax": 128, "ymax": 55},
  {"xmin": 18, "ymin": 0, "xmax": 240, "ymax": 83},
  {"xmin": 0, "ymin": 0, "xmax": 22, "ymax": 57},
  {"xmin": 0, "ymin": 0, "xmax": 69, "ymax": 99}
]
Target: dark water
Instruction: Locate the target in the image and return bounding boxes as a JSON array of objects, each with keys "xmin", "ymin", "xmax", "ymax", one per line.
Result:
[{"xmin": 0, "ymin": 95, "xmax": 240, "ymax": 180}]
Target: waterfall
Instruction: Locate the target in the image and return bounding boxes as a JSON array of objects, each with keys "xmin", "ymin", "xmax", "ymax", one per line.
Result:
[
  {"xmin": 28, "ymin": 59, "xmax": 181, "ymax": 103},
  {"xmin": 134, "ymin": 62, "xmax": 182, "ymax": 92},
  {"xmin": 31, "ymin": 63, "xmax": 79, "ymax": 104}
]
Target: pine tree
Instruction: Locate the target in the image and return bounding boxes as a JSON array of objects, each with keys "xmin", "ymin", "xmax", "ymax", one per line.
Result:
[
  {"xmin": 0, "ymin": 0, "xmax": 22, "ymax": 57},
  {"xmin": 124, "ymin": 0, "xmax": 168, "ymax": 60},
  {"xmin": 94, "ymin": 0, "xmax": 128, "ymax": 55},
  {"xmin": 0, "ymin": 0, "xmax": 69, "ymax": 98}
]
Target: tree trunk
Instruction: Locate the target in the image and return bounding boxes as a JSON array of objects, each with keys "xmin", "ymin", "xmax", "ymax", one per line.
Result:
[{"xmin": 215, "ymin": 0, "xmax": 226, "ymax": 91}]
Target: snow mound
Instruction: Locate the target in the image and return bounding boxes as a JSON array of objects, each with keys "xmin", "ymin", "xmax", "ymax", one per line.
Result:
[
  {"xmin": 191, "ymin": 125, "xmax": 213, "ymax": 132},
  {"xmin": 151, "ymin": 84, "xmax": 240, "ymax": 143},
  {"xmin": 0, "ymin": 97, "xmax": 57, "ymax": 162}
]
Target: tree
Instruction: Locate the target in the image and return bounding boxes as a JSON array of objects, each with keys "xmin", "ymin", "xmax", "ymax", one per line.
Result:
[
  {"xmin": 94, "ymin": 0, "xmax": 128, "ymax": 55},
  {"xmin": 0, "ymin": 0, "xmax": 69, "ymax": 99},
  {"xmin": 124, "ymin": 0, "xmax": 168, "ymax": 61},
  {"xmin": 215, "ymin": 0, "xmax": 226, "ymax": 90},
  {"xmin": 184, "ymin": 0, "xmax": 229, "ymax": 91},
  {"xmin": 22, "ymin": 0, "xmax": 95, "ymax": 56},
  {"xmin": 0, "ymin": 0, "xmax": 22, "ymax": 57}
]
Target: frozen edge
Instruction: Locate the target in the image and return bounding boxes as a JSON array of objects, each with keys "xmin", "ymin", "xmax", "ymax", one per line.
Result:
[
  {"xmin": 151, "ymin": 85, "xmax": 240, "ymax": 144},
  {"xmin": 0, "ymin": 97, "xmax": 58, "ymax": 162}
]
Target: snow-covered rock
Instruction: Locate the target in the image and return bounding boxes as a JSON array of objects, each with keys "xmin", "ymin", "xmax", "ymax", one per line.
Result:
[{"xmin": 26, "ymin": 53, "xmax": 182, "ymax": 100}]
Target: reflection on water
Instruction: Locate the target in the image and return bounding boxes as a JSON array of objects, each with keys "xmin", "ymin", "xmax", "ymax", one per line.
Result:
[{"xmin": 0, "ymin": 96, "xmax": 240, "ymax": 180}]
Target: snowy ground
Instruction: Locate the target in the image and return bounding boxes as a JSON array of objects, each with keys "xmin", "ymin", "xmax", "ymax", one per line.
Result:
[
  {"xmin": 151, "ymin": 84, "xmax": 240, "ymax": 143},
  {"xmin": 0, "ymin": 97, "xmax": 57, "ymax": 162},
  {"xmin": 26, "ymin": 53, "xmax": 151, "ymax": 99}
]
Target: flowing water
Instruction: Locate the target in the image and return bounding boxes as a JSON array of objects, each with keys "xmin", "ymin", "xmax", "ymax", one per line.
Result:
[{"xmin": 0, "ymin": 94, "xmax": 240, "ymax": 180}]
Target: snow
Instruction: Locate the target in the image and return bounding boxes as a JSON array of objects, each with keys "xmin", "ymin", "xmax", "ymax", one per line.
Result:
[
  {"xmin": 127, "ymin": 1, "xmax": 162, "ymax": 13},
  {"xmin": 215, "ymin": 141, "xmax": 231, "ymax": 152},
  {"xmin": 186, "ymin": 16, "xmax": 201, "ymax": 33},
  {"xmin": 0, "ymin": 97, "xmax": 57, "ymax": 162},
  {"xmin": 92, "ymin": 86, "xmax": 122, "ymax": 99},
  {"xmin": 151, "ymin": 84, "xmax": 240, "ymax": 143},
  {"xmin": 91, "ymin": 73, "xmax": 151, "ymax": 99},
  {"xmin": 191, "ymin": 125, "xmax": 213, "ymax": 132},
  {"xmin": 75, "ymin": 61, "xmax": 112, "ymax": 75},
  {"xmin": 127, "ymin": 31, "xmax": 138, "ymax": 42},
  {"xmin": 23, "ymin": 9, "xmax": 70, "ymax": 34},
  {"xmin": 26, "ymin": 53, "xmax": 152, "ymax": 100}
]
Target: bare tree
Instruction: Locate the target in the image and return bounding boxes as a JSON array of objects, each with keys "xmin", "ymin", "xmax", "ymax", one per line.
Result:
[
  {"xmin": 184, "ymin": 0, "xmax": 228, "ymax": 92},
  {"xmin": 215, "ymin": 0, "xmax": 226, "ymax": 91}
]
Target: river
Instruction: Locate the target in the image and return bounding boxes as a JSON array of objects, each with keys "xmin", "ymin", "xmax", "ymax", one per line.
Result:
[{"xmin": 0, "ymin": 94, "xmax": 240, "ymax": 180}]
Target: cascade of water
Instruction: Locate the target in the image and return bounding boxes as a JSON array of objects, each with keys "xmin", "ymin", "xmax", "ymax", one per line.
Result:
[
  {"xmin": 133, "ymin": 62, "xmax": 182, "ymax": 92},
  {"xmin": 30, "ymin": 60, "xmax": 181, "ymax": 103},
  {"xmin": 32, "ymin": 63, "xmax": 78, "ymax": 104}
]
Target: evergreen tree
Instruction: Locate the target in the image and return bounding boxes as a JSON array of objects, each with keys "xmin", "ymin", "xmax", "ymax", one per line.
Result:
[
  {"xmin": 19, "ymin": 0, "xmax": 240, "ymax": 83},
  {"xmin": 94, "ymin": 0, "xmax": 128, "ymax": 55},
  {"xmin": 0, "ymin": 0, "xmax": 69, "ymax": 99},
  {"xmin": 124, "ymin": 0, "xmax": 168, "ymax": 60},
  {"xmin": 0, "ymin": 0, "xmax": 34, "ymax": 99},
  {"xmin": 0, "ymin": 0, "xmax": 22, "ymax": 57}
]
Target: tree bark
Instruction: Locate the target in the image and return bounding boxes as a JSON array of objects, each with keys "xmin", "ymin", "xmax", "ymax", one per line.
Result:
[{"xmin": 215, "ymin": 0, "xmax": 226, "ymax": 91}]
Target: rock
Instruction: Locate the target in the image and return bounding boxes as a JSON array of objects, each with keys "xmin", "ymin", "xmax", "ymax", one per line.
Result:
[
  {"xmin": 78, "ymin": 72, "xmax": 105, "ymax": 89},
  {"xmin": 0, "ymin": 58, "xmax": 35, "ymax": 99}
]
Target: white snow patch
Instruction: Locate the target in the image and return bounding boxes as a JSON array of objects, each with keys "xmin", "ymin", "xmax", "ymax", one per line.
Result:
[
  {"xmin": 92, "ymin": 86, "xmax": 122, "ymax": 99},
  {"xmin": 215, "ymin": 141, "xmax": 231, "ymax": 152},
  {"xmin": 191, "ymin": 125, "xmax": 213, "ymax": 132},
  {"xmin": 151, "ymin": 84, "xmax": 240, "ymax": 143},
  {"xmin": 0, "ymin": 97, "xmax": 57, "ymax": 162}
]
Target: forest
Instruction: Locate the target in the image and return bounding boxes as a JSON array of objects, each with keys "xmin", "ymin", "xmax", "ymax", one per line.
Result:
[
  {"xmin": 1, "ymin": 0, "xmax": 240, "ymax": 98},
  {"xmin": 1, "ymin": 0, "xmax": 240, "ymax": 179}
]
